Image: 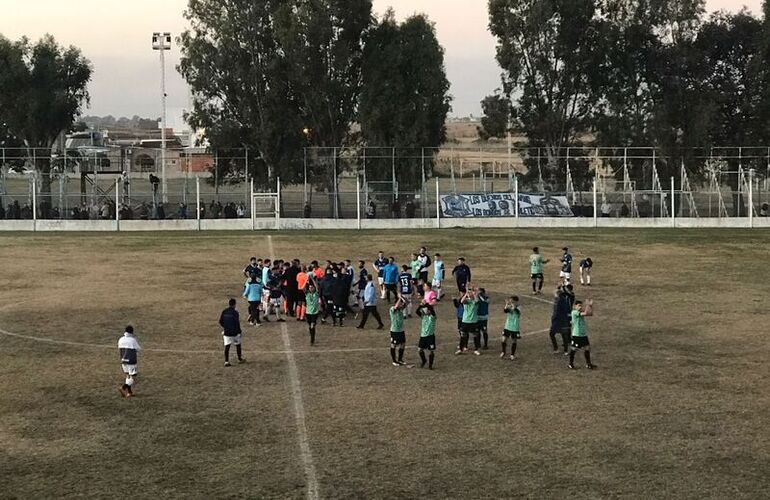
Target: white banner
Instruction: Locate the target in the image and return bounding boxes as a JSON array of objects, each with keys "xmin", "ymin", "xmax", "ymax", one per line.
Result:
[{"xmin": 440, "ymin": 193, "xmax": 574, "ymax": 218}]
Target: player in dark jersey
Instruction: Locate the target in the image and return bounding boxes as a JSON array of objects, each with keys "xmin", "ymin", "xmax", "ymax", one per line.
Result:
[
  {"xmin": 373, "ymin": 251, "xmax": 389, "ymax": 299},
  {"xmin": 579, "ymin": 257, "xmax": 593, "ymax": 286},
  {"xmin": 560, "ymin": 247, "xmax": 573, "ymax": 285},
  {"xmin": 398, "ymin": 265, "xmax": 415, "ymax": 318}
]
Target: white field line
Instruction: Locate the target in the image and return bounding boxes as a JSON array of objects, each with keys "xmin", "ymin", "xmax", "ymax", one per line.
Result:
[{"xmin": 268, "ymin": 235, "xmax": 321, "ymax": 500}]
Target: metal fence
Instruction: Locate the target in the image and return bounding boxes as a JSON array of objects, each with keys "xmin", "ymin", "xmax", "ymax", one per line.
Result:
[{"xmin": 2, "ymin": 145, "xmax": 769, "ymax": 220}]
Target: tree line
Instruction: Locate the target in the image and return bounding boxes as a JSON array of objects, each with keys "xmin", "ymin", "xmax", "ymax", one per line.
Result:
[{"xmin": 481, "ymin": 0, "xmax": 770, "ymax": 188}]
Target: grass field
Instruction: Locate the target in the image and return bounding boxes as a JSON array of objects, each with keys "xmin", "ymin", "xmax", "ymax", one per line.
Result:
[{"xmin": 1, "ymin": 229, "xmax": 769, "ymax": 499}]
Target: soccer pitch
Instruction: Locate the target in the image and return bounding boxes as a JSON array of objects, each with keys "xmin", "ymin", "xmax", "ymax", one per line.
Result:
[{"xmin": 1, "ymin": 229, "xmax": 769, "ymax": 499}]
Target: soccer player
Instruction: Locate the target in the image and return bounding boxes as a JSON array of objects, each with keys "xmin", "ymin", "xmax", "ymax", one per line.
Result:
[
  {"xmin": 261, "ymin": 258, "xmax": 272, "ymax": 311},
  {"xmin": 398, "ymin": 264, "xmax": 415, "ymax": 317},
  {"xmin": 331, "ymin": 268, "xmax": 350, "ymax": 326},
  {"xmin": 117, "ymin": 325, "xmax": 141, "ymax": 397},
  {"xmin": 265, "ymin": 268, "xmax": 286, "ymax": 322},
  {"xmin": 242, "ymin": 273, "xmax": 263, "ymax": 326},
  {"xmin": 569, "ymin": 299, "xmax": 596, "ymax": 370},
  {"xmin": 560, "ymin": 247, "xmax": 573, "ymax": 285},
  {"xmin": 416, "ymin": 303, "xmax": 437, "ymax": 369},
  {"xmin": 549, "ymin": 284, "xmax": 574, "ymax": 354},
  {"xmin": 409, "ymin": 253, "xmax": 423, "ymax": 296},
  {"xmin": 373, "ymin": 251, "xmax": 389, "ymax": 299},
  {"xmin": 432, "ymin": 253, "xmax": 445, "ymax": 300},
  {"xmin": 305, "ymin": 281, "xmax": 321, "ymax": 345},
  {"xmin": 422, "ymin": 282, "xmax": 437, "ymax": 306},
  {"xmin": 477, "ymin": 288, "xmax": 490, "ymax": 349},
  {"xmin": 356, "ymin": 274, "xmax": 385, "ymax": 330},
  {"xmin": 243, "ymin": 257, "xmax": 259, "ymax": 280},
  {"xmin": 389, "ymin": 296, "xmax": 407, "ymax": 366},
  {"xmin": 579, "ymin": 257, "xmax": 593, "ymax": 286},
  {"xmin": 355, "ymin": 260, "xmax": 368, "ymax": 309},
  {"xmin": 416, "ymin": 247, "xmax": 432, "ymax": 287},
  {"xmin": 501, "ymin": 296, "xmax": 521, "ymax": 360},
  {"xmin": 456, "ymin": 287, "xmax": 481, "ymax": 356},
  {"xmin": 529, "ymin": 247, "xmax": 549, "ymax": 295},
  {"xmin": 452, "ymin": 293, "xmax": 464, "ymax": 341},
  {"xmin": 219, "ymin": 298, "xmax": 245, "ymax": 367},
  {"xmin": 452, "ymin": 257, "xmax": 472, "ymax": 293},
  {"xmin": 382, "ymin": 257, "xmax": 400, "ymax": 303}
]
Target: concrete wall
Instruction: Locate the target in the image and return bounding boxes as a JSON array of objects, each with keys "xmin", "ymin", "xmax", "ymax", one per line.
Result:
[{"xmin": 0, "ymin": 217, "xmax": 767, "ymax": 232}]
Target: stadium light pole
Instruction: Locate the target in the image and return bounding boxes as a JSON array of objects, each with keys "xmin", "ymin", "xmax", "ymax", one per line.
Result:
[{"xmin": 152, "ymin": 32, "xmax": 172, "ymax": 203}]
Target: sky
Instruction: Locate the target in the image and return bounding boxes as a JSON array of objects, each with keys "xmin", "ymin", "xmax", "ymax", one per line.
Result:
[{"xmin": 0, "ymin": 0, "xmax": 764, "ymax": 126}]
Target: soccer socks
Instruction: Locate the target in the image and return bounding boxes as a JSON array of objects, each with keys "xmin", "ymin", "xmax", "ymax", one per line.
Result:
[
  {"xmin": 510, "ymin": 341, "xmax": 517, "ymax": 356},
  {"xmin": 309, "ymin": 325, "xmax": 316, "ymax": 345},
  {"xmin": 428, "ymin": 352, "xmax": 434, "ymax": 369},
  {"xmin": 398, "ymin": 347, "xmax": 405, "ymax": 363},
  {"xmin": 390, "ymin": 347, "xmax": 397, "ymax": 363},
  {"xmin": 532, "ymin": 281, "xmax": 537, "ymax": 293},
  {"xmin": 501, "ymin": 341, "xmax": 507, "ymax": 354},
  {"xmin": 482, "ymin": 328, "xmax": 488, "ymax": 348},
  {"xmin": 569, "ymin": 349, "xmax": 576, "ymax": 366},
  {"xmin": 473, "ymin": 334, "xmax": 481, "ymax": 350},
  {"xmin": 459, "ymin": 335, "xmax": 469, "ymax": 351},
  {"xmin": 585, "ymin": 351, "xmax": 593, "ymax": 366},
  {"xmin": 419, "ymin": 350, "xmax": 427, "ymax": 367},
  {"xmin": 236, "ymin": 344, "xmax": 243, "ymax": 361},
  {"xmin": 538, "ymin": 279, "xmax": 544, "ymax": 292},
  {"xmin": 549, "ymin": 331, "xmax": 559, "ymax": 351},
  {"xmin": 587, "ymin": 275, "xmax": 591, "ymax": 285},
  {"xmin": 224, "ymin": 344, "xmax": 231, "ymax": 363}
]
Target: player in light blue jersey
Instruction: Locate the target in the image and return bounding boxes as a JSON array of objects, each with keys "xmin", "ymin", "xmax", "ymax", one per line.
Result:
[{"xmin": 432, "ymin": 253, "xmax": 445, "ymax": 300}]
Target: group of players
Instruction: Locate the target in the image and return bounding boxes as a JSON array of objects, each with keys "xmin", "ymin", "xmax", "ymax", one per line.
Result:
[{"xmin": 115, "ymin": 245, "xmax": 597, "ymax": 397}]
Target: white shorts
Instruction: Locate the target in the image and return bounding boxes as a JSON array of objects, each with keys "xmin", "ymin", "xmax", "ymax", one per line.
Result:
[
  {"xmin": 269, "ymin": 298, "xmax": 283, "ymax": 307},
  {"xmin": 431, "ymin": 279, "xmax": 442, "ymax": 287},
  {"xmin": 121, "ymin": 364, "xmax": 138, "ymax": 375},
  {"xmin": 223, "ymin": 334, "xmax": 242, "ymax": 346},
  {"xmin": 378, "ymin": 277, "xmax": 384, "ymax": 285},
  {"xmin": 560, "ymin": 271, "xmax": 571, "ymax": 280}
]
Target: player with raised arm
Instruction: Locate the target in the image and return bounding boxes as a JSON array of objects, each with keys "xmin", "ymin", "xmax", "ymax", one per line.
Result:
[
  {"xmin": 456, "ymin": 286, "xmax": 481, "ymax": 356},
  {"xmin": 569, "ymin": 299, "xmax": 596, "ymax": 370},
  {"xmin": 529, "ymin": 247, "xmax": 549, "ymax": 295},
  {"xmin": 416, "ymin": 303, "xmax": 437, "ymax": 369},
  {"xmin": 477, "ymin": 288, "xmax": 490, "ymax": 349},
  {"xmin": 501, "ymin": 296, "xmax": 521, "ymax": 360},
  {"xmin": 304, "ymin": 280, "xmax": 321, "ymax": 345},
  {"xmin": 389, "ymin": 296, "xmax": 408, "ymax": 366},
  {"xmin": 117, "ymin": 325, "xmax": 141, "ymax": 398},
  {"xmin": 560, "ymin": 247, "xmax": 573, "ymax": 285}
]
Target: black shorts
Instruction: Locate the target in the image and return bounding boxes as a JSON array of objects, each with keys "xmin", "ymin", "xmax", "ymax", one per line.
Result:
[
  {"xmin": 531, "ymin": 273, "xmax": 544, "ymax": 280},
  {"xmin": 306, "ymin": 313, "xmax": 318, "ymax": 324},
  {"xmin": 477, "ymin": 319, "xmax": 488, "ymax": 331},
  {"xmin": 390, "ymin": 331, "xmax": 406, "ymax": 345},
  {"xmin": 460, "ymin": 322, "xmax": 478, "ymax": 335},
  {"xmin": 296, "ymin": 291, "xmax": 306, "ymax": 304},
  {"xmin": 419, "ymin": 271, "xmax": 429, "ymax": 284},
  {"xmin": 457, "ymin": 281, "xmax": 468, "ymax": 292},
  {"xmin": 570, "ymin": 336, "xmax": 590, "ymax": 349},
  {"xmin": 418, "ymin": 335, "xmax": 436, "ymax": 350},
  {"xmin": 385, "ymin": 283, "xmax": 397, "ymax": 293},
  {"xmin": 502, "ymin": 329, "xmax": 521, "ymax": 339}
]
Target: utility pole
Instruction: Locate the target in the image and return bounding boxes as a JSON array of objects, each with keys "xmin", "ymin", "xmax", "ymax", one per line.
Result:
[{"xmin": 152, "ymin": 32, "xmax": 172, "ymax": 203}]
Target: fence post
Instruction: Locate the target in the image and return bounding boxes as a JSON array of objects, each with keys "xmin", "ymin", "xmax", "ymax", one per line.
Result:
[
  {"xmin": 749, "ymin": 169, "xmax": 754, "ymax": 228},
  {"xmin": 356, "ymin": 175, "xmax": 361, "ymax": 230},
  {"xmin": 276, "ymin": 177, "xmax": 281, "ymax": 231},
  {"xmin": 251, "ymin": 179, "xmax": 255, "ymax": 232},
  {"xmin": 115, "ymin": 178, "xmax": 120, "ymax": 231},
  {"xmin": 514, "ymin": 175, "xmax": 519, "ymax": 220},
  {"xmin": 435, "ymin": 177, "xmax": 440, "ymax": 229},
  {"xmin": 671, "ymin": 176, "xmax": 675, "ymax": 227},
  {"xmin": 196, "ymin": 176, "xmax": 201, "ymax": 231},
  {"xmin": 593, "ymin": 176, "xmax": 598, "ymax": 228},
  {"xmin": 32, "ymin": 175, "xmax": 37, "ymax": 231}
]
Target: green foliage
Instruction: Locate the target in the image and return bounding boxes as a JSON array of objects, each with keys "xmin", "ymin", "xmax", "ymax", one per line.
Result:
[
  {"xmin": 358, "ymin": 10, "xmax": 451, "ymax": 187},
  {"xmin": 179, "ymin": 0, "xmax": 372, "ymax": 190},
  {"xmin": 478, "ymin": 92, "xmax": 511, "ymax": 140}
]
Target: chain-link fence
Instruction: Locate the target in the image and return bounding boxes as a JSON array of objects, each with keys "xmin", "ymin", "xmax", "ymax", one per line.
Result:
[{"xmin": 2, "ymin": 145, "xmax": 769, "ymax": 221}]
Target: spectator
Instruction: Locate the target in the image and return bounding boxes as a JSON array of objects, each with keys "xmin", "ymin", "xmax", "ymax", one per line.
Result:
[
  {"xmin": 138, "ymin": 202, "xmax": 150, "ymax": 220},
  {"xmin": 20, "ymin": 203, "xmax": 32, "ymax": 219},
  {"xmin": 0, "ymin": 200, "xmax": 4, "ymax": 220},
  {"xmin": 156, "ymin": 203, "xmax": 166, "ymax": 220},
  {"xmin": 761, "ymin": 203, "xmax": 769, "ymax": 217},
  {"xmin": 178, "ymin": 203, "xmax": 187, "ymax": 219},
  {"xmin": 391, "ymin": 198, "xmax": 401, "ymax": 219},
  {"xmin": 601, "ymin": 201, "xmax": 612, "ymax": 218},
  {"xmin": 12, "ymin": 200, "xmax": 21, "ymax": 219},
  {"xmin": 366, "ymin": 200, "xmax": 376, "ymax": 219},
  {"xmin": 303, "ymin": 202, "xmax": 311, "ymax": 219},
  {"xmin": 100, "ymin": 201, "xmax": 111, "ymax": 220},
  {"xmin": 620, "ymin": 202, "xmax": 630, "ymax": 217},
  {"xmin": 199, "ymin": 203, "xmax": 206, "ymax": 219},
  {"xmin": 237, "ymin": 203, "xmax": 245, "ymax": 218},
  {"xmin": 405, "ymin": 200, "xmax": 415, "ymax": 218}
]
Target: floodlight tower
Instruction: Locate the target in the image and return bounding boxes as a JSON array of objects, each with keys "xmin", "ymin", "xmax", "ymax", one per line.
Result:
[{"xmin": 152, "ymin": 32, "xmax": 172, "ymax": 203}]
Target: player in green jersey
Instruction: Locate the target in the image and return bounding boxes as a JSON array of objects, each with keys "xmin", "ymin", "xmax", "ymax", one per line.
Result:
[
  {"xmin": 529, "ymin": 247, "xmax": 550, "ymax": 295},
  {"xmin": 500, "ymin": 296, "xmax": 521, "ymax": 360},
  {"xmin": 569, "ymin": 299, "xmax": 596, "ymax": 369},
  {"xmin": 416, "ymin": 303, "xmax": 437, "ymax": 369},
  {"xmin": 304, "ymin": 281, "xmax": 321, "ymax": 345},
  {"xmin": 456, "ymin": 287, "xmax": 481, "ymax": 356},
  {"xmin": 389, "ymin": 296, "xmax": 408, "ymax": 366}
]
